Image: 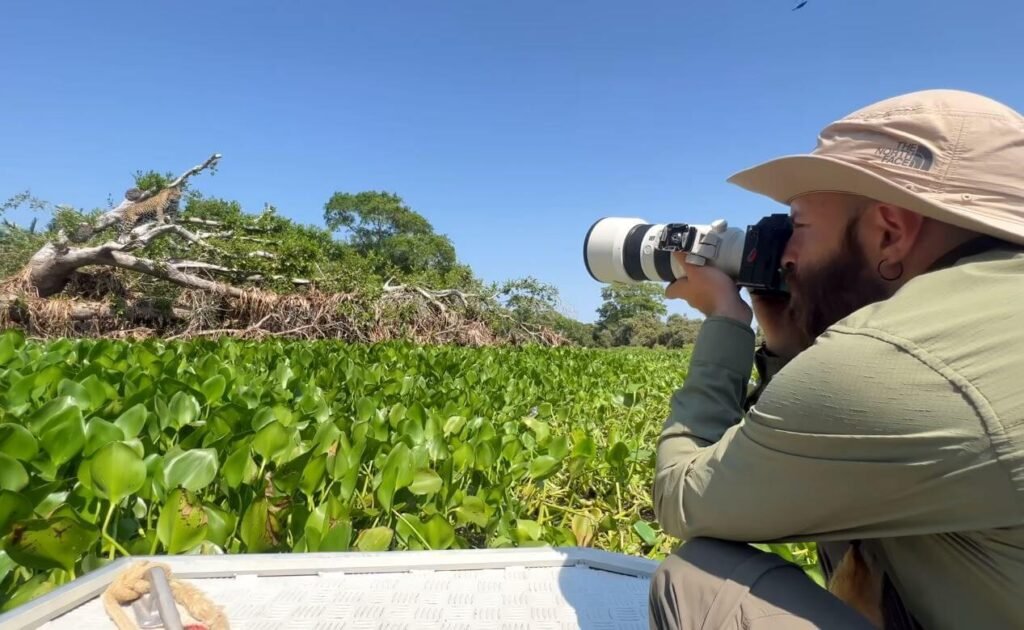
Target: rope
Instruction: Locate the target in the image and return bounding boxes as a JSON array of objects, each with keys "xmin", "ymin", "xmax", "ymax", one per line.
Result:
[{"xmin": 102, "ymin": 560, "xmax": 230, "ymax": 630}]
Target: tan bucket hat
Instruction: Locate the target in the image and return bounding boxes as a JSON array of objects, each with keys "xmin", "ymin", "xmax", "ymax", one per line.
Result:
[{"xmin": 727, "ymin": 89, "xmax": 1024, "ymax": 246}]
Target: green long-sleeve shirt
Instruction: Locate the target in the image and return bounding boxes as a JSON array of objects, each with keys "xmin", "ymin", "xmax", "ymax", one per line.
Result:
[{"xmin": 653, "ymin": 243, "xmax": 1024, "ymax": 630}]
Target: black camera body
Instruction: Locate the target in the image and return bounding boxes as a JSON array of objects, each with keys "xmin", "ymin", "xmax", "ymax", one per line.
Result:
[{"xmin": 735, "ymin": 214, "xmax": 793, "ymax": 296}]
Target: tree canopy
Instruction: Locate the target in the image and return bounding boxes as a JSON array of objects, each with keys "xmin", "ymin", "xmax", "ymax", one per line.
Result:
[{"xmin": 0, "ymin": 158, "xmax": 708, "ymax": 349}]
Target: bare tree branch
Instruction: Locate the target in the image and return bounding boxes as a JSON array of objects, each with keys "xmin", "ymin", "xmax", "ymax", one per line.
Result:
[
  {"xmin": 179, "ymin": 217, "xmax": 226, "ymax": 227},
  {"xmin": 73, "ymin": 155, "xmax": 222, "ymax": 240},
  {"xmin": 195, "ymin": 230, "xmax": 234, "ymax": 240},
  {"xmin": 383, "ymin": 277, "xmax": 476, "ymax": 308},
  {"xmin": 166, "ymin": 260, "xmax": 309, "ymax": 286},
  {"xmin": 23, "ymin": 240, "xmax": 246, "ymax": 298},
  {"xmin": 122, "ymin": 223, "xmax": 226, "ymax": 254},
  {"xmin": 137, "ymin": 153, "xmax": 221, "ymax": 202},
  {"xmin": 168, "ymin": 260, "xmax": 238, "ymax": 273},
  {"xmin": 245, "ymin": 274, "xmax": 311, "ymax": 285},
  {"xmin": 0, "ymin": 295, "xmax": 190, "ymax": 322},
  {"xmin": 180, "ymin": 217, "xmax": 272, "ymax": 235}
]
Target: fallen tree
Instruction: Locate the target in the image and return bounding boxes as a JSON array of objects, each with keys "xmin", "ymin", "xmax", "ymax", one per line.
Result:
[
  {"xmin": 0, "ymin": 154, "xmax": 570, "ymax": 346},
  {"xmin": 16, "ymin": 153, "xmax": 250, "ymax": 299}
]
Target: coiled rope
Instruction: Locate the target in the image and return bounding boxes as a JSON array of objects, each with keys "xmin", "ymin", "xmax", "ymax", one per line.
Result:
[{"xmin": 102, "ymin": 561, "xmax": 230, "ymax": 630}]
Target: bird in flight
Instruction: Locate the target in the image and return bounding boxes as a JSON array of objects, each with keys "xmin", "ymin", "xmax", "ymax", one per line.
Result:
[{"xmin": 793, "ymin": 0, "xmax": 808, "ymax": 9}]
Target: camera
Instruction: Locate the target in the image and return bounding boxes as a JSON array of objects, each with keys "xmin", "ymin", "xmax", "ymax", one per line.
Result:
[{"xmin": 583, "ymin": 214, "xmax": 793, "ymax": 296}]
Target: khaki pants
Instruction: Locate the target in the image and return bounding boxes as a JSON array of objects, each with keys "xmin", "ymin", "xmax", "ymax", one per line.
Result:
[{"xmin": 648, "ymin": 538, "xmax": 875, "ymax": 629}]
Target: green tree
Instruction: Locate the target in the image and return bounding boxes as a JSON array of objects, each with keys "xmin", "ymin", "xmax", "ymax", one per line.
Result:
[
  {"xmin": 659, "ymin": 313, "xmax": 703, "ymax": 348},
  {"xmin": 615, "ymin": 314, "xmax": 664, "ymax": 347},
  {"xmin": 492, "ymin": 276, "xmax": 560, "ymax": 327},
  {"xmin": 595, "ymin": 282, "xmax": 667, "ymax": 331},
  {"xmin": 323, "ymin": 191, "xmax": 470, "ymax": 287}
]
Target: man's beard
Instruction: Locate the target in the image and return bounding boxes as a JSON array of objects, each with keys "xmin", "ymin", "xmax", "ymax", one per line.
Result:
[{"xmin": 784, "ymin": 218, "xmax": 894, "ymax": 350}]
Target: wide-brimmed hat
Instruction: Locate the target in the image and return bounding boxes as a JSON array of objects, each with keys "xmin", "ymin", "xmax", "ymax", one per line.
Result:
[{"xmin": 728, "ymin": 89, "xmax": 1024, "ymax": 246}]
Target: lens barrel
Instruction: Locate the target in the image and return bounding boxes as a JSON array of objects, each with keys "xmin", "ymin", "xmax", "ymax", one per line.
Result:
[
  {"xmin": 584, "ymin": 217, "xmax": 748, "ymax": 284},
  {"xmin": 583, "ymin": 218, "xmax": 679, "ymax": 283}
]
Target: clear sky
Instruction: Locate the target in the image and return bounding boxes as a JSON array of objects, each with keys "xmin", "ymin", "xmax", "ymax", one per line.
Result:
[{"xmin": 2, "ymin": 0, "xmax": 1022, "ymax": 323}]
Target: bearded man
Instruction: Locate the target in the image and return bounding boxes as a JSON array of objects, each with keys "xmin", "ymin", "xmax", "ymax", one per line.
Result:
[{"xmin": 649, "ymin": 89, "xmax": 1024, "ymax": 630}]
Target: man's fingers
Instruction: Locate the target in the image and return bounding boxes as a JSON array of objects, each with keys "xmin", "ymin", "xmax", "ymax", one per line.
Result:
[{"xmin": 665, "ymin": 278, "xmax": 690, "ymax": 300}]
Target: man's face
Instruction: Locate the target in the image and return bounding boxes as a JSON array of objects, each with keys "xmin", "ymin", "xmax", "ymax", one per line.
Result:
[{"xmin": 780, "ymin": 193, "xmax": 893, "ymax": 348}]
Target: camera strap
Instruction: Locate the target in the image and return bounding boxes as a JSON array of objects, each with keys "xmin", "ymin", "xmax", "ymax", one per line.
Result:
[{"xmin": 925, "ymin": 235, "xmax": 1011, "ymax": 273}]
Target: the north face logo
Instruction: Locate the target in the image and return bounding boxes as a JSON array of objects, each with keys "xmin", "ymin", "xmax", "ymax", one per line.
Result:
[{"xmin": 874, "ymin": 141, "xmax": 934, "ymax": 171}]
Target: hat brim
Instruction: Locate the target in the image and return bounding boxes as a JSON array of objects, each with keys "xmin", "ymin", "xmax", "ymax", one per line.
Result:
[{"xmin": 727, "ymin": 154, "xmax": 1024, "ymax": 246}]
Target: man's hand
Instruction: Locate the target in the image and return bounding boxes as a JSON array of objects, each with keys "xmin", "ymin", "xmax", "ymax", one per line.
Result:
[{"xmin": 664, "ymin": 252, "xmax": 752, "ymax": 326}]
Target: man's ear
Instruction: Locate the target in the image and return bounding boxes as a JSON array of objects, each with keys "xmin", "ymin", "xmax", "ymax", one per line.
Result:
[{"xmin": 861, "ymin": 203, "xmax": 924, "ymax": 262}]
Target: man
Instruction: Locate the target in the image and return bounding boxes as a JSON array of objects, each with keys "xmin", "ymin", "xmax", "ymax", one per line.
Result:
[{"xmin": 649, "ymin": 89, "xmax": 1024, "ymax": 629}]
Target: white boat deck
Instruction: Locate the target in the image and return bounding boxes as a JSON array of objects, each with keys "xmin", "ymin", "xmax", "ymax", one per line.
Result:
[{"xmin": 0, "ymin": 547, "xmax": 658, "ymax": 630}]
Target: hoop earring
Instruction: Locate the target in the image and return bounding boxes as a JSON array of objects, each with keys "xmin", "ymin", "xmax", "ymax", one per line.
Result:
[{"xmin": 877, "ymin": 259, "xmax": 903, "ymax": 281}]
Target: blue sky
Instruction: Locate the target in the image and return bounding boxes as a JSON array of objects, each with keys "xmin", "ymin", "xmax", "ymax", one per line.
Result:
[{"xmin": 2, "ymin": 0, "xmax": 1022, "ymax": 323}]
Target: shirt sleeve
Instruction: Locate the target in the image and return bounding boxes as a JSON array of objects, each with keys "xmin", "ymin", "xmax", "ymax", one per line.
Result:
[{"xmin": 653, "ymin": 317, "xmax": 1016, "ymax": 544}]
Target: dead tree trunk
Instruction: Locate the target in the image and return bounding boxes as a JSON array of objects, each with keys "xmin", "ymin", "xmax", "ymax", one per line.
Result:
[{"xmin": 14, "ymin": 153, "xmax": 260, "ymax": 299}]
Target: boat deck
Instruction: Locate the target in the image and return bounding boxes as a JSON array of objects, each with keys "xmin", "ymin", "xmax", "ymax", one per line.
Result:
[{"xmin": 0, "ymin": 548, "xmax": 657, "ymax": 630}]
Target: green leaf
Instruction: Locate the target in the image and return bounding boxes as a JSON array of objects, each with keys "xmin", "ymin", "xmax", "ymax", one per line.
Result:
[
  {"xmin": 409, "ymin": 468, "xmax": 442, "ymax": 495},
  {"xmin": 223, "ymin": 444, "xmax": 256, "ymax": 489},
  {"xmin": 454, "ymin": 496, "xmax": 488, "ymax": 528},
  {"xmin": 388, "ymin": 403, "xmax": 407, "ymax": 429},
  {"xmin": 522, "ymin": 417, "xmax": 551, "ymax": 446},
  {"xmin": 240, "ymin": 498, "xmax": 279, "ymax": 553},
  {"xmin": 39, "ymin": 406, "xmax": 86, "ymax": 467},
  {"xmin": 299, "ymin": 454, "xmax": 327, "ymax": 497},
  {"xmin": 5, "ymin": 374, "xmax": 34, "ymax": 415},
  {"xmin": 0, "ymin": 550, "xmax": 14, "ymax": 584},
  {"xmin": 113, "ymin": 404, "xmax": 148, "ymax": 439},
  {"xmin": 90, "ymin": 442, "xmax": 146, "ymax": 504},
  {"xmin": 474, "ymin": 442, "xmax": 495, "ymax": 470},
  {"xmin": 571, "ymin": 514, "xmax": 595, "ymax": 546},
  {"xmin": 0, "ymin": 491, "xmax": 33, "ymax": 536},
  {"xmin": 1, "ymin": 574, "xmax": 58, "ymax": 613},
  {"xmin": 356, "ymin": 397, "xmax": 375, "ymax": 423},
  {"xmin": 79, "ymin": 375, "xmax": 109, "ymax": 411},
  {"xmin": 58, "ymin": 379, "xmax": 91, "ymax": 411},
  {"xmin": 0, "ymin": 423, "xmax": 38, "ymax": 461},
  {"xmin": 251, "ymin": 407, "xmax": 276, "ymax": 431},
  {"xmin": 376, "ymin": 443, "xmax": 413, "ymax": 510},
  {"xmin": 26, "ymin": 397, "xmax": 75, "ymax": 434},
  {"xmin": 3, "ymin": 515, "xmax": 99, "ymax": 572},
  {"xmin": 203, "ymin": 503, "xmax": 237, "ymax": 547},
  {"xmin": 157, "ymin": 488, "xmax": 208, "ymax": 554},
  {"xmin": 167, "ymin": 391, "xmax": 201, "ymax": 429},
  {"xmin": 355, "ymin": 526, "xmax": 393, "ymax": 551},
  {"xmin": 273, "ymin": 405, "xmax": 294, "ymax": 427},
  {"xmin": 312, "ymin": 422, "xmax": 341, "ymax": 455},
  {"xmin": 442, "ymin": 415, "xmax": 467, "ymax": 437},
  {"xmin": 320, "ymin": 519, "xmax": 353, "ymax": 552},
  {"xmin": 163, "ymin": 449, "xmax": 219, "ymax": 492},
  {"xmin": 572, "ymin": 436, "xmax": 597, "ymax": 459},
  {"xmin": 422, "ymin": 514, "xmax": 455, "ymax": 550},
  {"xmin": 606, "ymin": 441, "xmax": 631, "ymax": 468},
  {"xmin": 528, "ymin": 455, "xmax": 559, "ymax": 481},
  {"xmin": 547, "ymin": 435, "xmax": 570, "ymax": 460},
  {"xmin": 0, "ymin": 332, "xmax": 18, "ymax": 366},
  {"xmin": 0, "ymin": 454, "xmax": 28, "ymax": 492},
  {"xmin": 201, "ymin": 375, "xmax": 227, "ymax": 404},
  {"xmin": 632, "ymin": 520, "xmax": 658, "ymax": 546},
  {"xmin": 84, "ymin": 419, "xmax": 126, "ymax": 457},
  {"xmin": 513, "ymin": 519, "xmax": 542, "ymax": 543},
  {"xmin": 252, "ymin": 421, "xmax": 289, "ymax": 463}
]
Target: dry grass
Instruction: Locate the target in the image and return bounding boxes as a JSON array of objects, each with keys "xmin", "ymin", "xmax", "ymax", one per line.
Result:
[{"xmin": 0, "ymin": 278, "xmax": 567, "ymax": 347}]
